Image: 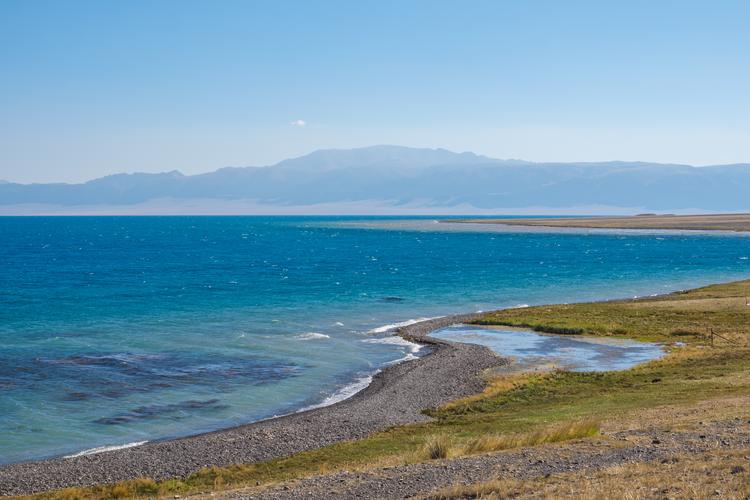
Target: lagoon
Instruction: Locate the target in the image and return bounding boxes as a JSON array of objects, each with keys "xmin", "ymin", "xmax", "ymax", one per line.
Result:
[{"xmin": 431, "ymin": 325, "xmax": 665, "ymax": 372}]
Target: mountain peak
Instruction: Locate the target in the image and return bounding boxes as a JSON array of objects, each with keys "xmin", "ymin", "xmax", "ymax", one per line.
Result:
[{"xmin": 273, "ymin": 145, "xmax": 492, "ymax": 171}]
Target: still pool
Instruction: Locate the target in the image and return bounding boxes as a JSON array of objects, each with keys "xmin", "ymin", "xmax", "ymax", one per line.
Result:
[{"xmin": 431, "ymin": 325, "xmax": 665, "ymax": 371}]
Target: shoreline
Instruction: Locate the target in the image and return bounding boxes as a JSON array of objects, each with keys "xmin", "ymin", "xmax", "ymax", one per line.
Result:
[
  {"xmin": 0, "ymin": 320, "xmax": 432, "ymax": 467},
  {"xmin": 442, "ymin": 213, "xmax": 750, "ymax": 232},
  {"xmin": 1, "ymin": 278, "xmax": 744, "ymax": 495},
  {"xmin": 0, "ymin": 314, "xmax": 503, "ymax": 496}
]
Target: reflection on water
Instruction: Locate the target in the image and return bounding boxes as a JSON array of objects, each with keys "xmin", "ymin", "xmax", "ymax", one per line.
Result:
[{"xmin": 431, "ymin": 325, "xmax": 665, "ymax": 372}]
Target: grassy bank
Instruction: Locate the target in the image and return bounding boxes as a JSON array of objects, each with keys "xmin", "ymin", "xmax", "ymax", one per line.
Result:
[
  {"xmin": 29, "ymin": 280, "xmax": 750, "ymax": 499},
  {"xmin": 474, "ymin": 279, "xmax": 750, "ymax": 344}
]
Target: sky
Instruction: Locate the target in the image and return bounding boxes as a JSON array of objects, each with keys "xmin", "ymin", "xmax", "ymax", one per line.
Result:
[{"xmin": 1, "ymin": 0, "xmax": 749, "ymax": 183}]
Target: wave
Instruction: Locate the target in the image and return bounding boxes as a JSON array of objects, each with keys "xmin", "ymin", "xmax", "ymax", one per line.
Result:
[
  {"xmin": 299, "ymin": 374, "xmax": 375, "ymax": 411},
  {"xmin": 42, "ymin": 352, "xmax": 164, "ymax": 367},
  {"xmin": 367, "ymin": 316, "xmax": 443, "ymax": 334},
  {"xmin": 362, "ymin": 335, "xmax": 421, "ymax": 353},
  {"xmin": 297, "ymin": 329, "xmax": 430, "ymax": 413},
  {"xmin": 64, "ymin": 440, "xmax": 148, "ymax": 458},
  {"xmin": 386, "ymin": 352, "xmax": 419, "ymax": 364},
  {"xmin": 295, "ymin": 332, "xmax": 330, "ymax": 340},
  {"xmin": 362, "ymin": 335, "xmax": 424, "ymax": 364}
]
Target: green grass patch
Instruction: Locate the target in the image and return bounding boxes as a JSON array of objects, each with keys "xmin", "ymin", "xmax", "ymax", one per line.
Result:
[{"xmin": 474, "ymin": 279, "xmax": 750, "ymax": 345}]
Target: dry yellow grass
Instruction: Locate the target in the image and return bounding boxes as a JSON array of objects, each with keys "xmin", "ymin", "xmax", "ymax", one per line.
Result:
[
  {"xmin": 440, "ymin": 373, "xmax": 540, "ymax": 411},
  {"xmin": 462, "ymin": 420, "xmax": 599, "ymax": 455},
  {"xmin": 422, "ymin": 435, "xmax": 454, "ymax": 460},
  {"xmin": 416, "ymin": 420, "xmax": 599, "ymax": 462}
]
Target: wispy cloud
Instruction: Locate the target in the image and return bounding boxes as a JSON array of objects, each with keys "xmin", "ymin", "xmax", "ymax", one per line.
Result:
[{"xmin": 290, "ymin": 119, "xmax": 306, "ymax": 127}]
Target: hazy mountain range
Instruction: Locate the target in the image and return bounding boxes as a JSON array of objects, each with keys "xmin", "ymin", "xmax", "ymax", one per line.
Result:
[{"xmin": 2, "ymin": 145, "xmax": 749, "ymax": 214}]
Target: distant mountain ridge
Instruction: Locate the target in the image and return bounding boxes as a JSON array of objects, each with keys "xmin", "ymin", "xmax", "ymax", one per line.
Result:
[
  {"xmin": 2, "ymin": 145, "xmax": 750, "ymax": 213},
  {"xmin": 272, "ymin": 145, "xmax": 497, "ymax": 171}
]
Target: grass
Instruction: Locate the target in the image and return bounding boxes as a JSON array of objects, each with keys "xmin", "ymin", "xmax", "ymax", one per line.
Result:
[
  {"xmin": 439, "ymin": 373, "xmax": 535, "ymax": 411},
  {"xmin": 418, "ymin": 420, "xmax": 599, "ymax": 462},
  {"xmin": 473, "ymin": 279, "xmax": 750, "ymax": 344},
  {"xmin": 461, "ymin": 420, "xmax": 599, "ymax": 455},
  {"xmin": 25, "ymin": 279, "xmax": 750, "ymax": 499},
  {"xmin": 423, "ymin": 435, "xmax": 453, "ymax": 460}
]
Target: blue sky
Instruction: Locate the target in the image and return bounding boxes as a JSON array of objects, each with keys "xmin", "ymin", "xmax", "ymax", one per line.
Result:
[{"xmin": 1, "ymin": 0, "xmax": 748, "ymax": 183}]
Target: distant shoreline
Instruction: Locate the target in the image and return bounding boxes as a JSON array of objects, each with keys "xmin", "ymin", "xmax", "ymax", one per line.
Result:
[{"xmin": 443, "ymin": 213, "xmax": 750, "ymax": 232}]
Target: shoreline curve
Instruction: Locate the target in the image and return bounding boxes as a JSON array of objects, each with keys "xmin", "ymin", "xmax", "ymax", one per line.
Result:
[{"xmin": 0, "ymin": 313, "xmax": 504, "ymax": 496}]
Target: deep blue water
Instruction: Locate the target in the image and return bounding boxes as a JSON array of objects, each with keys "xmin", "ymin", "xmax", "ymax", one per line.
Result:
[{"xmin": 1, "ymin": 216, "xmax": 749, "ymax": 464}]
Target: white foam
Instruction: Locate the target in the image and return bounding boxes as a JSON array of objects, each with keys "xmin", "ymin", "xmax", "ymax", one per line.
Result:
[
  {"xmin": 300, "ymin": 374, "xmax": 375, "ymax": 411},
  {"xmin": 362, "ymin": 335, "xmax": 424, "ymax": 364},
  {"xmin": 362, "ymin": 335, "xmax": 422, "ymax": 353},
  {"xmin": 294, "ymin": 324, "xmax": 434, "ymax": 414},
  {"xmin": 334, "ymin": 321, "xmax": 345, "ymax": 326},
  {"xmin": 511, "ymin": 304, "xmax": 530, "ymax": 309},
  {"xmin": 367, "ymin": 316, "xmax": 442, "ymax": 334},
  {"xmin": 295, "ymin": 332, "xmax": 330, "ymax": 340},
  {"xmin": 385, "ymin": 352, "xmax": 420, "ymax": 364},
  {"xmin": 64, "ymin": 441, "xmax": 148, "ymax": 458},
  {"xmin": 292, "ymin": 317, "xmax": 444, "ymax": 415}
]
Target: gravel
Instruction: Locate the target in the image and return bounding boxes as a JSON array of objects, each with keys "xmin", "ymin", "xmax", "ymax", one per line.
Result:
[
  {"xmin": 0, "ymin": 314, "xmax": 504, "ymax": 496},
  {"xmin": 225, "ymin": 419, "xmax": 750, "ymax": 499}
]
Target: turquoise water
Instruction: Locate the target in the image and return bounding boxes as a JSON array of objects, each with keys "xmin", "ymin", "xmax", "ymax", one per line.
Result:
[
  {"xmin": 1, "ymin": 216, "xmax": 749, "ymax": 463},
  {"xmin": 431, "ymin": 326, "xmax": 665, "ymax": 371}
]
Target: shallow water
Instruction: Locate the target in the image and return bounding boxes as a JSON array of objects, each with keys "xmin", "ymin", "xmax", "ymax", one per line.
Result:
[
  {"xmin": 431, "ymin": 326, "xmax": 665, "ymax": 371},
  {"xmin": 1, "ymin": 216, "xmax": 748, "ymax": 463}
]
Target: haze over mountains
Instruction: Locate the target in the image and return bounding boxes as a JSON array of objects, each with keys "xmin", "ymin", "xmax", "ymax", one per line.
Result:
[{"xmin": 2, "ymin": 145, "xmax": 750, "ymax": 215}]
